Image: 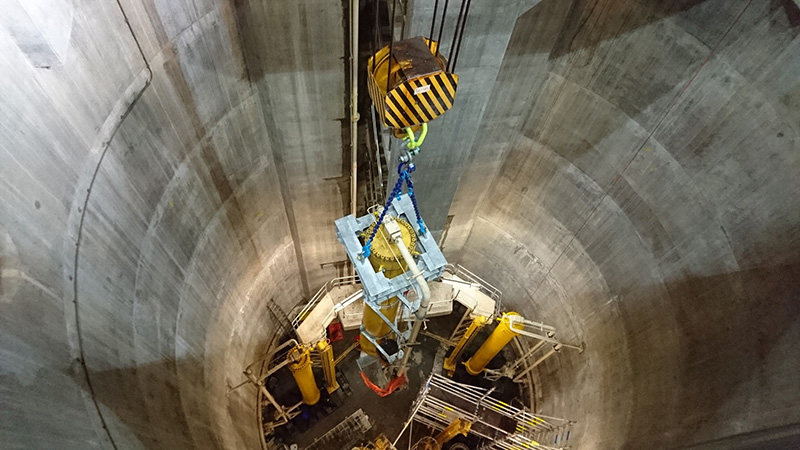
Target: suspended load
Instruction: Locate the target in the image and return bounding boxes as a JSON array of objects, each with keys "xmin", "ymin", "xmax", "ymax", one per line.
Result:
[{"xmin": 367, "ymin": 36, "xmax": 458, "ymax": 130}]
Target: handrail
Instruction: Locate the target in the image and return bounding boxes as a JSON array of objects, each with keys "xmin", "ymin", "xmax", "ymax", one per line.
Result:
[
  {"xmin": 412, "ymin": 374, "xmax": 573, "ymax": 450},
  {"xmin": 291, "ymin": 275, "xmax": 360, "ymax": 328},
  {"xmin": 292, "ymin": 264, "xmax": 504, "ymax": 330},
  {"xmin": 443, "ymin": 264, "xmax": 503, "ymax": 314}
]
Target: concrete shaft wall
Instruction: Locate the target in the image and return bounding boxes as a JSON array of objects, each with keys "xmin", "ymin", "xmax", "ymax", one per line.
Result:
[
  {"xmin": 444, "ymin": 1, "xmax": 800, "ymax": 448},
  {"xmin": 0, "ymin": 0, "xmax": 798, "ymax": 450},
  {"xmin": 0, "ymin": 0, "xmax": 340, "ymax": 449}
]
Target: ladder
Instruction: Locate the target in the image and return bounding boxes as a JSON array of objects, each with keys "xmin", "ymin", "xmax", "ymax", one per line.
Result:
[
  {"xmin": 448, "ymin": 307, "xmax": 473, "ymax": 345},
  {"xmin": 411, "ymin": 374, "xmax": 574, "ymax": 450},
  {"xmin": 265, "ymin": 298, "xmax": 294, "ymax": 339}
]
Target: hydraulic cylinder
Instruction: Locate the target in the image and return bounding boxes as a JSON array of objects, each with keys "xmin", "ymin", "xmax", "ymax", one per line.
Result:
[
  {"xmin": 435, "ymin": 418, "xmax": 471, "ymax": 445},
  {"xmin": 316, "ymin": 340, "xmax": 340, "ymax": 393},
  {"xmin": 288, "ymin": 345, "xmax": 320, "ymax": 405},
  {"xmin": 464, "ymin": 312, "xmax": 524, "ymax": 376}
]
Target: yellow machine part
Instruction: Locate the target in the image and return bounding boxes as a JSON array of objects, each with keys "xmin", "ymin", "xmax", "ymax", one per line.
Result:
[
  {"xmin": 443, "ymin": 316, "xmax": 487, "ymax": 376},
  {"xmin": 288, "ymin": 345, "xmax": 320, "ymax": 405},
  {"xmin": 435, "ymin": 418, "xmax": 472, "ymax": 445},
  {"xmin": 367, "ymin": 36, "xmax": 458, "ymax": 129},
  {"xmin": 316, "ymin": 340, "xmax": 340, "ymax": 394},
  {"xmin": 411, "ymin": 437, "xmax": 440, "ymax": 450},
  {"xmin": 464, "ymin": 312, "xmax": 524, "ymax": 376},
  {"xmin": 359, "ymin": 218, "xmax": 417, "ymax": 358},
  {"xmin": 354, "ymin": 434, "xmax": 396, "ymax": 450}
]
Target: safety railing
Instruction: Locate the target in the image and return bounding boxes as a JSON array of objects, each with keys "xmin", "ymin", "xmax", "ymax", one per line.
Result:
[
  {"xmin": 338, "ymin": 294, "xmax": 366, "ymax": 329},
  {"xmin": 293, "ymin": 264, "xmax": 502, "ymax": 332},
  {"xmin": 442, "ymin": 264, "xmax": 503, "ymax": 315},
  {"xmin": 291, "ymin": 274, "xmax": 360, "ymax": 329},
  {"xmin": 408, "ymin": 374, "xmax": 574, "ymax": 450}
]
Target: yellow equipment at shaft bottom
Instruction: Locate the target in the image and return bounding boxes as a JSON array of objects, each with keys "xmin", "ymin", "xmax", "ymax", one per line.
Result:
[
  {"xmin": 316, "ymin": 340, "xmax": 340, "ymax": 394},
  {"xmin": 288, "ymin": 345, "xmax": 320, "ymax": 405},
  {"xmin": 435, "ymin": 418, "xmax": 471, "ymax": 445},
  {"xmin": 354, "ymin": 434, "xmax": 395, "ymax": 450},
  {"xmin": 359, "ymin": 218, "xmax": 416, "ymax": 358},
  {"xmin": 464, "ymin": 312, "xmax": 524, "ymax": 376},
  {"xmin": 444, "ymin": 316, "xmax": 487, "ymax": 376}
]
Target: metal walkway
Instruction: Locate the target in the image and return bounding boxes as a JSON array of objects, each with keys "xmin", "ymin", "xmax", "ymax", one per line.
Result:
[
  {"xmin": 409, "ymin": 374, "xmax": 575, "ymax": 450},
  {"xmin": 305, "ymin": 408, "xmax": 372, "ymax": 450}
]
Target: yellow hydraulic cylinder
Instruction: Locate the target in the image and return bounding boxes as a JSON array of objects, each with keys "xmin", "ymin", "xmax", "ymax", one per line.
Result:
[
  {"xmin": 316, "ymin": 340, "xmax": 340, "ymax": 394},
  {"xmin": 435, "ymin": 418, "xmax": 471, "ymax": 445},
  {"xmin": 359, "ymin": 218, "xmax": 417, "ymax": 357},
  {"xmin": 443, "ymin": 316, "xmax": 487, "ymax": 376},
  {"xmin": 288, "ymin": 345, "xmax": 320, "ymax": 405},
  {"xmin": 465, "ymin": 312, "xmax": 524, "ymax": 376},
  {"xmin": 360, "ymin": 296, "xmax": 401, "ymax": 357}
]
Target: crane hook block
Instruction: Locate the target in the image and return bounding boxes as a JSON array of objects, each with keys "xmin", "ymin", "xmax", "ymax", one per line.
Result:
[{"xmin": 368, "ymin": 36, "xmax": 458, "ymax": 130}]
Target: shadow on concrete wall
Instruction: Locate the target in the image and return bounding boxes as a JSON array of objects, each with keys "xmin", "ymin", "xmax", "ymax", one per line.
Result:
[
  {"xmin": 232, "ymin": 0, "xmax": 345, "ymax": 80},
  {"xmin": 521, "ymin": 0, "xmax": 800, "ymax": 59},
  {"xmin": 772, "ymin": 0, "xmax": 800, "ymax": 28},
  {"xmin": 83, "ymin": 355, "xmax": 263, "ymax": 450},
  {"xmin": 620, "ymin": 261, "xmax": 800, "ymax": 449},
  {"xmin": 84, "ymin": 358, "xmax": 201, "ymax": 449},
  {"xmin": 510, "ymin": 0, "xmax": 709, "ymax": 57}
]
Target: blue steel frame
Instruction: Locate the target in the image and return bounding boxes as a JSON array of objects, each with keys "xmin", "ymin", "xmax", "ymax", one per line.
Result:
[{"xmin": 335, "ymin": 193, "xmax": 447, "ymax": 362}]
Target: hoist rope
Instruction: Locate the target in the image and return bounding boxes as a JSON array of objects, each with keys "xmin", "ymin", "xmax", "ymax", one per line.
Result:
[
  {"xmin": 428, "ymin": 0, "xmax": 441, "ymax": 51},
  {"xmin": 447, "ymin": 0, "xmax": 468, "ymax": 72},
  {"xmin": 387, "ymin": 0, "xmax": 397, "ymax": 94},
  {"xmin": 451, "ymin": 0, "xmax": 473, "ymax": 71},
  {"xmin": 371, "ymin": 0, "xmax": 379, "ymax": 73},
  {"xmin": 435, "ymin": 0, "xmax": 450, "ymax": 51}
]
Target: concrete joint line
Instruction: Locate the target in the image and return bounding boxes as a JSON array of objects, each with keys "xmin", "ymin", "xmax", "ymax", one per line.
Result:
[
  {"xmin": 527, "ymin": 0, "xmax": 754, "ymax": 302},
  {"xmin": 61, "ymin": 1, "xmax": 153, "ymax": 448}
]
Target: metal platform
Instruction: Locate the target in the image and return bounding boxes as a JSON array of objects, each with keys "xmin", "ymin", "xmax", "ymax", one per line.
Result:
[{"xmin": 409, "ymin": 374, "xmax": 575, "ymax": 450}]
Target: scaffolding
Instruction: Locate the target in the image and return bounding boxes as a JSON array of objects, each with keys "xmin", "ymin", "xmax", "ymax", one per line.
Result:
[{"xmin": 404, "ymin": 374, "xmax": 574, "ymax": 450}]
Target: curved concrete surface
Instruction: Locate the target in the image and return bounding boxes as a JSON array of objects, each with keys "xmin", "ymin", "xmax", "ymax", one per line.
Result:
[
  {"xmin": 0, "ymin": 1, "xmax": 798, "ymax": 450},
  {"xmin": 445, "ymin": 1, "xmax": 800, "ymax": 448}
]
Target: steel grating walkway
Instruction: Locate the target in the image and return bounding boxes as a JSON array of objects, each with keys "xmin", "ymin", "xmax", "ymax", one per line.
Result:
[
  {"xmin": 305, "ymin": 408, "xmax": 372, "ymax": 450},
  {"xmin": 409, "ymin": 374, "xmax": 575, "ymax": 450}
]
